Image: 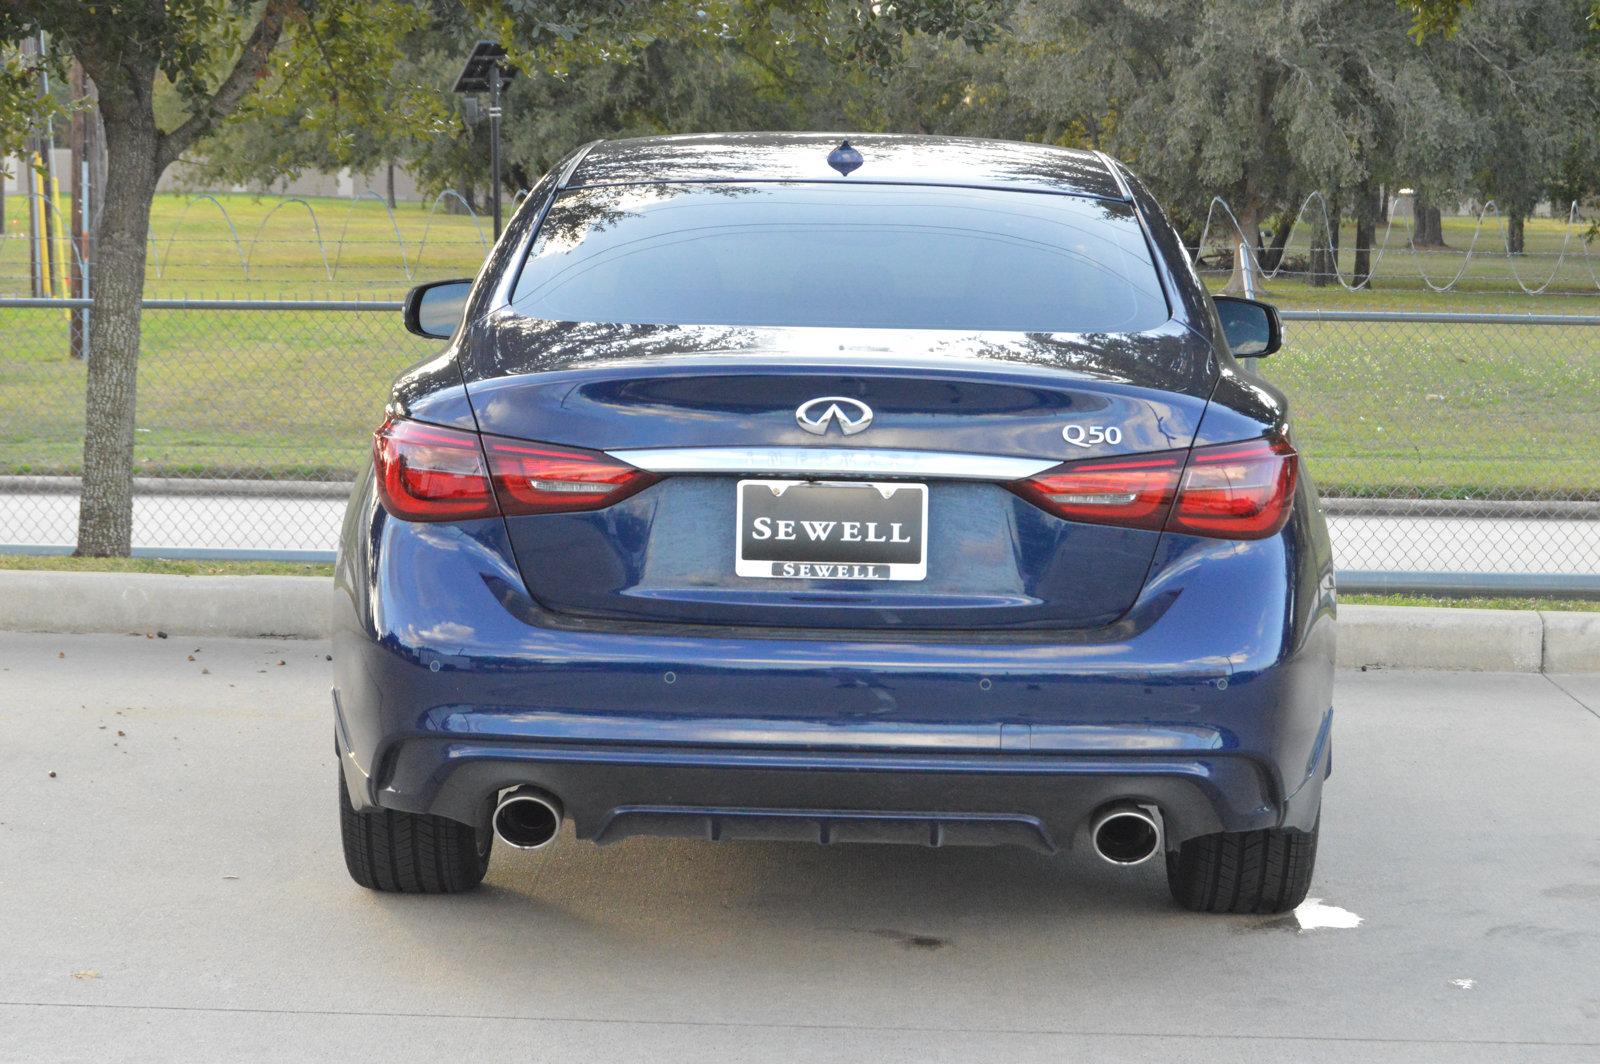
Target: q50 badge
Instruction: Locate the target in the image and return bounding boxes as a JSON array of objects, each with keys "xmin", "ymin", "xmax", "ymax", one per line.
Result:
[{"xmin": 1063, "ymin": 425, "xmax": 1122, "ymax": 448}]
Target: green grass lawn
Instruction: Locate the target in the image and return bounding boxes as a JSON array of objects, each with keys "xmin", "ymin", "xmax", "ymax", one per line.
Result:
[
  {"xmin": 6, "ymin": 305, "xmax": 1592, "ymax": 496},
  {"xmin": 1343, "ymin": 593, "xmax": 1600, "ymax": 612},
  {"xmin": 1, "ymin": 303, "xmax": 419, "ymax": 479},
  {"xmin": 1, "ymin": 193, "xmax": 1596, "ymax": 495},
  {"xmin": 2, "ymin": 191, "xmax": 489, "ymax": 301},
  {"xmin": 0, "ymin": 554, "xmax": 334, "ymax": 576},
  {"xmin": 2, "ymin": 191, "xmax": 1594, "ymax": 303},
  {"xmin": 1258, "ymin": 319, "xmax": 1598, "ymax": 498},
  {"xmin": 1200, "ymin": 211, "xmax": 1600, "ymax": 304}
]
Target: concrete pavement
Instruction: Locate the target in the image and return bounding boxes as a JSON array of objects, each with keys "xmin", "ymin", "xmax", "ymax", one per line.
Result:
[{"xmin": 2, "ymin": 633, "xmax": 1599, "ymax": 1062}]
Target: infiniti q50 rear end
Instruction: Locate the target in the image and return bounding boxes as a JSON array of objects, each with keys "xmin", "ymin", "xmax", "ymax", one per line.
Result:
[{"xmin": 332, "ymin": 133, "xmax": 1335, "ymax": 913}]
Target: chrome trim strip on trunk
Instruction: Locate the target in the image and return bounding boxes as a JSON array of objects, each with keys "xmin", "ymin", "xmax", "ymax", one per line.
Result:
[{"xmin": 605, "ymin": 447, "xmax": 1057, "ymax": 481}]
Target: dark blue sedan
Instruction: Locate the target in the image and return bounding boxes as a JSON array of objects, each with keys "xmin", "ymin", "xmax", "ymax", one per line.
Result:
[{"xmin": 333, "ymin": 133, "xmax": 1335, "ymax": 913}]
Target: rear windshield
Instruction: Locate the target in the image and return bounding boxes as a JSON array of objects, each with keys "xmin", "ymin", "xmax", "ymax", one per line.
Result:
[{"xmin": 509, "ymin": 182, "xmax": 1168, "ymax": 333}]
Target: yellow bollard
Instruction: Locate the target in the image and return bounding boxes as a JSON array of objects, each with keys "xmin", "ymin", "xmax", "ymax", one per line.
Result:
[
  {"xmin": 32, "ymin": 155, "xmax": 50, "ymax": 298},
  {"xmin": 49, "ymin": 169, "xmax": 69, "ymax": 318}
]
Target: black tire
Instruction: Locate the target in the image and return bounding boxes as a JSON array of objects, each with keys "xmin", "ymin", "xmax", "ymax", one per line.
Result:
[
  {"xmin": 338, "ymin": 768, "xmax": 491, "ymax": 893},
  {"xmin": 1165, "ymin": 817, "xmax": 1319, "ymax": 914}
]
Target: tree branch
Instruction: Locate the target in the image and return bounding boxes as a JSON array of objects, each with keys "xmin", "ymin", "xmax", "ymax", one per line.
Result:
[{"xmin": 156, "ymin": 0, "xmax": 294, "ymax": 170}]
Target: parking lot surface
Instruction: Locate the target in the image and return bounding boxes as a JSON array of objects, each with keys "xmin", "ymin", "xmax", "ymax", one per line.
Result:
[{"xmin": 2, "ymin": 632, "xmax": 1598, "ymax": 1063}]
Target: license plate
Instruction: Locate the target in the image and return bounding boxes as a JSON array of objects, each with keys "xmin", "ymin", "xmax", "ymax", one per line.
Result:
[{"xmin": 736, "ymin": 480, "xmax": 927, "ymax": 581}]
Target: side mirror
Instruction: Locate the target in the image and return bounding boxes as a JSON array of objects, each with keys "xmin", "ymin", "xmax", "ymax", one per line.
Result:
[
  {"xmin": 403, "ymin": 278, "xmax": 474, "ymax": 339},
  {"xmin": 1212, "ymin": 295, "xmax": 1282, "ymax": 358}
]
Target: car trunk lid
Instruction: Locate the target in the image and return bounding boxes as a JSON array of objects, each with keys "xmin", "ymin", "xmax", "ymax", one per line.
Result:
[{"xmin": 464, "ymin": 317, "xmax": 1215, "ymax": 631}]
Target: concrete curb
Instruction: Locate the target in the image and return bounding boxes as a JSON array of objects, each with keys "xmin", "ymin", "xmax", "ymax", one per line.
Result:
[
  {"xmin": 0, "ymin": 570, "xmax": 329, "ymax": 640},
  {"xmin": 1337, "ymin": 604, "xmax": 1544, "ymax": 672},
  {"xmin": 0, "ymin": 570, "xmax": 1594, "ymax": 671},
  {"xmin": 1540, "ymin": 611, "xmax": 1600, "ymax": 672}
]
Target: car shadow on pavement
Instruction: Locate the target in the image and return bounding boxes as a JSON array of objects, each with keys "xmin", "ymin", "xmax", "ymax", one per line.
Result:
[{"xmin": 357, "ymin": 824, "xmax": 1190, "ymax": 956}]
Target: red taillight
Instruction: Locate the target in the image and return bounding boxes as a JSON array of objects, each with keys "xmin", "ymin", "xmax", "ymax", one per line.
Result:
[
  {"xmin": 1009, "ymin": 451, "xmax": 1184, "ymax": 530},
  {"xmin": 482, "ymin": 435, "xmax": 656, "ymax": 516},
  {"xmin": 1011, "ymin": 435, "xmax": 1297, "ymax": 540},
  {"xmin": 1167, "ymin": 435, "xmax": 1298, "ymax": 539},
  {"xmin": 373, "ymin": 417, "xmax": 498, "ymax": 521},
  {"xmin": 373, "ymin": 419, "xmax": 654, "ymax": 522}
]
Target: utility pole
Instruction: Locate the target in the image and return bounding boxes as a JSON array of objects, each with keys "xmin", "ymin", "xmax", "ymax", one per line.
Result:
[
  {"xmin": 37, "ymin": 31, "xmax": 65, "ymax": 306},
  {"xmin": 22, "ymin": 34, "xmax": 40, "ymax": 297},
  {"xmin": 488, "ymin": 61, "xmax": 503, "ymax": 238},
  {"xmin": 69, "ymin": 61, "xmax": 91, "ymax": 360}
]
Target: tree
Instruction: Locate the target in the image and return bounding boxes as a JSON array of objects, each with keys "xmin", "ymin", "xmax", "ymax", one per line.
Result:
[
  {"xmin": 0, "ymin": 1, "xmax": 422, "ymax": 555},
  {"xmin": 1012, "ymin": 0, "xmax": 1444, "ymax": 291},
  {"xmin": 1, "ymin": 0, "xmax": 1009, "ymax": 556},
  {"xmin": 0, "ymin": 43, "xmax": 62, "ymax": 163},
  {"xmin": 180, "ymin": 4, "xmax": 441, "ymax": 203},
  {"xmin": 214, "ymin": 0, "xmax": 1013, "ymax": 205},
  {"xmin": 403, "ymin": 28, "xmax": 820, "ymax": 206},
  {"xmin": 1403, "ymin": 0, "xmax": 1600, "ymax": 38},
  {"xmin": 1448, "ymin": 0, "xmax": 1598, "ymax": 254}
]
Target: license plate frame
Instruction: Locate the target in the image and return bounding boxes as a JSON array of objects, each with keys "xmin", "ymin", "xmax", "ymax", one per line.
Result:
[{"xmin": 735, "ymin": 479, "xmax": 928, "ymax": 581}]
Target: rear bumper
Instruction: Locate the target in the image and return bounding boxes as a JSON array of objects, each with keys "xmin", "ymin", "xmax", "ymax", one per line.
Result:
[
  {"xmin": 332, "ymin": 473, "xmax": 1336, "ymax": 852},
  {"xmin": 336, "ymin": 728, "xmax": 1331, "ymax": 853}
]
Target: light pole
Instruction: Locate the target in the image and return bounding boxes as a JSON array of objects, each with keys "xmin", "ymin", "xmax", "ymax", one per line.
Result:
[
  {"xmin": 488, "ymin": 62, "xmax": 502, "ymax": 237},
  {"xmin": 453, "ymin": 42, "xmax": 517, "ymax": 238}
]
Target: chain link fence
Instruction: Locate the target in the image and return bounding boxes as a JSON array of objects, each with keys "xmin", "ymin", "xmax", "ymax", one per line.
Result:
[
  {"xmin": 1, "ymin": 298, "xmax": 1596, "ymax": 592},
  {"xmin": 1, "ymin": 298, "xmax": 409, "ymax": 559},
  {"xmin": 1261, "ymin": 310, "xmax": 1598, "ymax": 593}
]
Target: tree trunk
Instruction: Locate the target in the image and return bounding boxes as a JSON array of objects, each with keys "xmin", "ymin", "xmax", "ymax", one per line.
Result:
[
  {"xmin": 75, "ymin": 102, "xmax": 160, "ymax": 556},
  {"xmin": 68, "ymin": 4, "xmax": 286, "ymax": 557},
  {"xmin": 1353, "ymin": 178, "xmax": 1377, "ymax": 288},
  {"xmin": 1506, "ymin": 211, "xmax": 1525, "ymax": 255},
  {"xmin": 1411, "ymin": 191, "xmax": 1446, "ymax": 248},
  {"xmin": 1411, "ymin": 192, "xmax": 1446, "ymax": 248},
  {"xmin": 1330, "ymin": 193, "xmax": 1341, "ymax": 260},
  {"xmin": 385, "ymin": 161, "xmax": 397, "ymax": 210},
  {"xmin": 1262, "ymin": 215, "xmax": 1293, "ymax": 273},
  {"xmin": 1310, "ymin": 191, "xmax": 1342, "ymax": 287}
]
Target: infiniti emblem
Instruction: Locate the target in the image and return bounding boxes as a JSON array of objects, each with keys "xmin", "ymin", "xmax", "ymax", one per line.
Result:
[{"xmin": 795, "ymin": 396, "xmax": 873, "ymax": 436}]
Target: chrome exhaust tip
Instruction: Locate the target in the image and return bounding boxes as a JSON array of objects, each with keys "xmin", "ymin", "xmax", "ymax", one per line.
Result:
[
  {"xmin": 1090, "ymin": 804, "xmax": 1162, "ymax": 866},
  {"xmin": 492, "ymin": 788, "xmax": 563, "ymax": 850}
]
